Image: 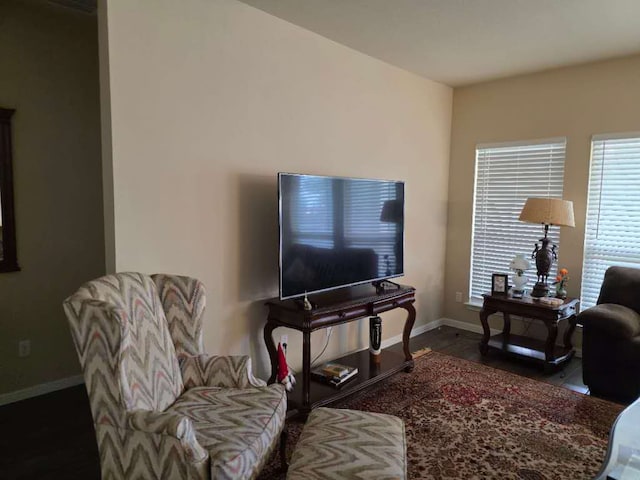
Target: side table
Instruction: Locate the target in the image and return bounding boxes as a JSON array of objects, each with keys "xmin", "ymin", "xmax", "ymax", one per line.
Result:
[{"xmin": 479, "ymin": 293, "xmax": 579, "ymax": 372}]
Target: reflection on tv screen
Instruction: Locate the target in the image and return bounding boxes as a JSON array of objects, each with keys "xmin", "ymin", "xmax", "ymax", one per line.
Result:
[{"xmin": 279, "ymin": 173, "xmax": 404, "ymax": 299}]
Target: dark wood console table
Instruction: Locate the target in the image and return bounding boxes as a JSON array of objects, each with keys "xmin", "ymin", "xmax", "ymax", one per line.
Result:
[
  {"xmin": 264, "ymin": 283, "xmax": 416, "ymax": 416},
  {"xmin": 479, "ymin": 293, "xmax": 579, "ymax": 372}
]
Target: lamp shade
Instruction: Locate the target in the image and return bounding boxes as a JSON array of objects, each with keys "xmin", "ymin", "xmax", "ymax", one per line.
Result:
[
  {"xmin": 509, "ymin": 254, "xmax": 530, "ymax": 271},
  {"xmin": 519, "ymin": 197, "xmax": 575, "ymax": 227},
  {"xmin": 380, "ymin": 199, "xmax": 403, "ymax": 223}
]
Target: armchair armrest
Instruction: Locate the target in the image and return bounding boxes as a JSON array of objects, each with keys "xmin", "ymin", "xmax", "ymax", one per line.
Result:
[
  {"xmin": 180, "ymin": 354, "xmax": 267, "ymax": 389},
  {"xmin": 125, "ymin": 410, "xmax": 207, "ymax": 463},
  {"xmin": 578, "ymin": 303, "xmax": 640, "ymax": 339}
]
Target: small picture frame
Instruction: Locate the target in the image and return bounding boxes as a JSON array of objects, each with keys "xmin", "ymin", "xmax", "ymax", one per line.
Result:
[{"xmin": 491, "ymin": 273, "xmax": 509, "ymax": 295}]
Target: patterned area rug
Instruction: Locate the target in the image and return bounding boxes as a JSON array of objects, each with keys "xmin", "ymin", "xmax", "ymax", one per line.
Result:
[{"xmin": 258, "ymin": 351, "xmax": 623, "ymax": 480}]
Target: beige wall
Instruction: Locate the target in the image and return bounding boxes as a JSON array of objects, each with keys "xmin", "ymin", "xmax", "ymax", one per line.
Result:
[
  {"xmin": 100, "ymin": 0, "xmax": 452, "ymax": 376},
  {"xmin": 444, "ymin": 55, "xmax": 640, "ymax": 338},
  {"xmin": 0, "ymin": 1, "xmax": 104, "ymax": 394}
]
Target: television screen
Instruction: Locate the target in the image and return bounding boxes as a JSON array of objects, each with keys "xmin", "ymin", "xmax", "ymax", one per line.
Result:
[{"xmin": 279, "ymin": 173, "xmax": 404, "ymax": 300}]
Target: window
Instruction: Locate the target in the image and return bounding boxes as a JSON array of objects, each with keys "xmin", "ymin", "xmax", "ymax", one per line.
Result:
[
  {"xmin": 470, "ymin": 139, "xmax": 566, "ymax": 302},
  {"xmin": 581, "ymin": 134, "xmax": 640, "ymax": 308}
]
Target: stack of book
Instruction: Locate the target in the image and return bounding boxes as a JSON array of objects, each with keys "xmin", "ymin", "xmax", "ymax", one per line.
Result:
[
  {"xmin": 538, "ymin": 297, "xmax": 565, "ymax": 307},
  {"xmin": 311, "ymin": 362, "xmax": 358, "ymax": 388}
]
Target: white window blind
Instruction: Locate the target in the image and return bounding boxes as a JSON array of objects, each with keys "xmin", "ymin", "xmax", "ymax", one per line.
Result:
[
  {"xmin": 470, "ymin": 139, "xmax": 566, "ymax": 302},
  {"xmin": 581, "ymin": 134, "xmax": 640, "ymax": 308}
]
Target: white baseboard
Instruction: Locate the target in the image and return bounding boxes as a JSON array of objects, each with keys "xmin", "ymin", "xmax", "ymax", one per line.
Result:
[
  {"xmin": 0, "ymin": 317, "xmax": 582, "ymax": 407},
  {"xmin": 438, "ymin": 317, "xmax": 501, "ymax": 335},
  {"xmin": 0, "ymin": 321, "xmax": 442, "ymax": 407},
  {"xmin": 0, "ymin": 374, "xmax": 84, "ymax": 407},
  {"xmin": 0, "ymin": 321, "xmax": 440, "ymax": 408},
  {"xmin": 376, "ymin": 317, "xmax": 493, "ymax": 352},
  {"xmin": 379, "ymin": 320, "xmax": 442, "ymax": 350}
]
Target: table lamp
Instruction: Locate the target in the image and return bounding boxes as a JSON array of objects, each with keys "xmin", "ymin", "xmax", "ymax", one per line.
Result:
[{"xmin": 518, "ymin": 197, "xmax": 575, "ymax": 297}]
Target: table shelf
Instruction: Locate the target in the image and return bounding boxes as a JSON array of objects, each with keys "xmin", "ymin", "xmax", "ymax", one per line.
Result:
[
  {"xmin": 287, "ymin": 348, "xmax": 411, "ymax": 412},
  {"xmin": 487, "ymin": 333, "xmax": 574, "ymax": 366}
]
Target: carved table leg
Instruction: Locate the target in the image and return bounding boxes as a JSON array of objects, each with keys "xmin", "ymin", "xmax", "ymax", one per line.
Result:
[
  {"xmin": 479, "ymin": 306, "xmax": 496, "ymax": 355},
  {"xmin": 302, "ymin": 330, "xmax": 311, "ymax": 412},
  {"xmin": 279, "ymin": 429, "xmax": 288, "ymax": 473},
  {"xmin": 563, "ymin": 314, "xmax": 578, "ymax": 350},
  {"xmin": 503, "ymin": 312, "xmax": 512, "ymax": 340},
  {"xmin": 401, "ymin": 302, "xmax": 416, "ymax": 372},
  {"xmin": 264, "ymin": 319, "xmax": 279, "ymax": 385},
  {"xmin": 544, "ymin": 321, "xmax": 559, "ymax": 372}
]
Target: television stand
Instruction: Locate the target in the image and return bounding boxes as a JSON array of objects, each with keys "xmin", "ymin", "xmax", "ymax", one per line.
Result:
[{"xmin": 264, "ymin": 283, "xmax": 416, "ymax": 416}]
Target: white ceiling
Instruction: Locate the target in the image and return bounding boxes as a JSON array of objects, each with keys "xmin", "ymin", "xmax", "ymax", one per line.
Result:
[{"xmin": 238, "ymin": 0, "xmax": 640, "ymax": 86}]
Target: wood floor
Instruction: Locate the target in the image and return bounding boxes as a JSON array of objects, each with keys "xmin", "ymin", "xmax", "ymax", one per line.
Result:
[{"xmin": 0, "ymin": 325, "xmax": 589, "ymax": 479}]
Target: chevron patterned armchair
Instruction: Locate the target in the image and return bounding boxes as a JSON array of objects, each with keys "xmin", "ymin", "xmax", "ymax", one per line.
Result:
[{"xmin": 64, "ymin": 272, "xmax": 286, "ymax": 480}]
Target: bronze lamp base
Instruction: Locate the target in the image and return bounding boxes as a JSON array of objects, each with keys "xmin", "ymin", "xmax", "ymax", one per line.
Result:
[{"xmin": 531, "ymin": 281, "xmax": 550, "ymax": 298}]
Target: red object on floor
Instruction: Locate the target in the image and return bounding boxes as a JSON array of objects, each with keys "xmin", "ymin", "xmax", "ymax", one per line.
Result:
[
  {"xmin": 277, "ymin": 342, "xmax": 288, "ymax": 383},
  {"xmin": 276, "ymin": 342, "xmax": 295, "ymax": 391}
]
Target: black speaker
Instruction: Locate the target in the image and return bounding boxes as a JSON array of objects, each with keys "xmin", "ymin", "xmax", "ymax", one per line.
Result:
[{"xmin": 369, "ymin": 316, "xmax": 382, "ymax": 356}]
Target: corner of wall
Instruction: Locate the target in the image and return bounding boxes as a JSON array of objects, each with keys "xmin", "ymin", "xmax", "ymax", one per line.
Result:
[{"xmin": 98, "ymin": 0, "xmax": 115, "ymax": 273}]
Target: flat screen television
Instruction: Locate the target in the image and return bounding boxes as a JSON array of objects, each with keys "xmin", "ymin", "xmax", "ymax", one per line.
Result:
[{"xmin": 279, "ymin": 173, "xmax": 404, "ymax": 300}]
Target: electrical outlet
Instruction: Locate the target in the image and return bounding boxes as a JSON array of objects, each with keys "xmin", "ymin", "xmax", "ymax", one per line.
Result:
[
  {"xmin": 18, "ymin": 339, "xmax": 31, "ymax": 358},
  {"xmin": 455, "ymin": 292, "xmax": 463, "ymax": 303},
  {"xmin": 280, "ymin": 334, "xmax": 288, "ymax": 347}
]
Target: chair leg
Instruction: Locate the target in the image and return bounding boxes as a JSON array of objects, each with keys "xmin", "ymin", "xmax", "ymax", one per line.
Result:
[{"xmin": 279, "ymin": 428, "xmax": 288, "ymax": 472}]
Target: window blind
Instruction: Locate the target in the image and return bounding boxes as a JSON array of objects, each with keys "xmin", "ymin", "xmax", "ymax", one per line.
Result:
[
  {"xmin": 581, "ymin": 134, "xmax": 640, "ymax": 308},
  {"xmin": 470, "ymin": 139, "xmax": 566, "ymax": 302}
]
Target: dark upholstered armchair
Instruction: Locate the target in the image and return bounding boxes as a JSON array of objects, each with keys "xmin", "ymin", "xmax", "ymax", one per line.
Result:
[{"xmin": 579, "ymin": 266, "xmax": 640, "ymax": 403}]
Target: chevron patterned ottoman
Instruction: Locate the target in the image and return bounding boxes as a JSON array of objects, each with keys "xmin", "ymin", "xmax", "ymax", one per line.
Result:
[{"xmin": 287, "ymin": 407, "xmax": 407, "ymax": 479}]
